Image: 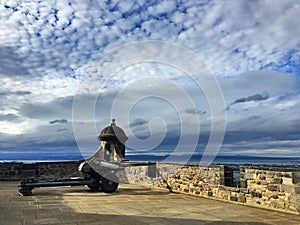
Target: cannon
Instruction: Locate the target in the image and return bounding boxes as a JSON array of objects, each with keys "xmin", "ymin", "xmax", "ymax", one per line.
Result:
[{"xmin": 18, "ymin": 119, "xmax": 155, "ymax": 196}]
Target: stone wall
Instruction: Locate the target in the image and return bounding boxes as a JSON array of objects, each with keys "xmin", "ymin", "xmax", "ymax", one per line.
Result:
[
  {"xmin": 140, "ymin": 165, "xmax": 299, "ymax": 215},
  {"xmin": 0, "ymin": 161, "xmax": 299, "ymax": 215},
  {"xmin": 0, "ymin": 161, "xmax": 82, "ymax": 180},
  {"xmin": 239, "ymin": 166, "xmax": 300, "ymax": 214},
  {"xmin": 117, "ymin": 163, "xmax": 182, "ymax": 185}
]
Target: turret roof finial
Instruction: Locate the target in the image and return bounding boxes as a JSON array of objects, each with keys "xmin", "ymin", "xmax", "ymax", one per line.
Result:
[{"xmin": 111, "ymin": 118, "xmax": 116, "ymax": 126}]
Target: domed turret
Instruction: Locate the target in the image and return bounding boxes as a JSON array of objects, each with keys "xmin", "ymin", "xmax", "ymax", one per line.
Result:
[
  {"xmin": 98, "ymin": 119, "xmax": 128, "ymax": 143},
  {"xmin": 88, "ymin": 119, "xmax": 128, "ymax": 162}
]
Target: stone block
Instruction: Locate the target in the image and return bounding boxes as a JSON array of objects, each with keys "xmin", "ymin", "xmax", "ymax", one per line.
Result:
[
  {"xmin": 282, "ymin": 177, "xmax": 293, "ymax": 185},
  {"xmin": 266, "ymin": 171, "xmax": 275, "ymax": 177},
  {"xmin": 292, "ymin": 172, "xmax": 300, "ymax": 177},
  {"xmin": 250, "ymin": 191, "xmax": 262, "ymax": 198},
  {"xmin": 244, "ymin": 170, "xmax": 255, "ymax": 179},
  {"xmin": 275, "ymin": 173, "xmax": 283, "ymax": 178},
  {"xmin": 289, "ymin": 194, "xmax": 300, "ymax": 204},
  {"xmin": 258, "ymin": 174, "xmax": 266, "ymax": 180},
  {"xmin": 280, "ymin": 184, "xmax": 297, "ymax": 194},
  {"xmin": 219, "ymin": 178, "xmax": 225, "ymax": 185},
  {"xmin": 292, "ymin": 172, "xmax": 300, "ymax": 184},
  {"xmin": 293, "ymin": 177, "xmax": 300, "ymax": 184},
  {"xmin": 272, "ymin": 178, "xmax": 282, "ymax": 184},
  {"xmin": 238, "ymin": 195, "xmax": 246, "ymax": 203},
  {"xmin": 240, "ymin": 179, "xmax": 247, "ymax": 188},
  {"xmin": 267, "ymin": 185, "xmax": 278, "ymax": 191},
  {"xmin": 207, "ymin": 191, "xmax": 213, "ymax": 197},
  {"xmin": 270, "ymin": 201, "xmax": 285, "ymax": 209},
  {"xmin": 218, "ymin": 185, "xmax": 225, "ymax": 190},
  {"xmin": 287, "ymin": 204, "xmax": 298, "ymax": 212},
  {"xmin": 295, "ymin": 186, "xmax": 300, "ymax": 194},
  {"xmin": 261, "ymin": 180, "xmax": 269, "ymax": 185},
  {"xmin": 230, "ymin": 196, "xmax": 238, "ymax": 201},
  {"xmin": 270, "ymin": 195, "xmax": 278, "ymax": 199},
  {"xmin": 240, "ymin": 188, "xmax": 249, "ymax": 194}
]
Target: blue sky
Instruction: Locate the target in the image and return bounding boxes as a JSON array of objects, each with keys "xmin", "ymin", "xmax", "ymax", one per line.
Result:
[{"xmin": 0, "ymin": 0, "xmax": 300, "ymax": 160}]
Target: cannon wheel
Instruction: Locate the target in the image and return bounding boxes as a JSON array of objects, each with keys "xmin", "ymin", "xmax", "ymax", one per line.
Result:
[
  {"xmin": 100, "ymin": 172, "xmax": 119, "ymax": 193},
  {"xmin": 19, "ymin": 187, "xmax": 33, "ymax": 196},
  {"xmin": 87, "ymin": 182, "xmax": 101, "ymax": 192}
]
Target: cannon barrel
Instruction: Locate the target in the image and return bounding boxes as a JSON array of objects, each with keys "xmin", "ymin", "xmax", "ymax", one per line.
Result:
[{"xmin": 18, "ymin": 119, "xmax": 155, "ymax": 196}]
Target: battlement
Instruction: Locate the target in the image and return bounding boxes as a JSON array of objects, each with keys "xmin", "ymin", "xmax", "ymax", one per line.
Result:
[
  {"xmin": 1, "ymin": 161, "xmax": 299, "ymax": 215},
  {"xmin": 0, "ymin": 161, "xmax": 82, "ymax": 181}
]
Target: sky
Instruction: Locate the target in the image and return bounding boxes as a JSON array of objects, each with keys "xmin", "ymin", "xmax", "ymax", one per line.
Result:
[{"xmin": 0, "ymin": 0, "xmax": 300, "ymax": 161}]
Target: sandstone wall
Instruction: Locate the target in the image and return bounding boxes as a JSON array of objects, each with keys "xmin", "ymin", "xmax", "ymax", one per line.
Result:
[
  {"xmin": 239, "ymin": 166, "xmax": 300, "ymax": 214},
  {"xmin": 139, "ymin": 165, "xmax": 299, "ymax": 215},
  {"xmin": 0, "ymin": 161, "xmax": 299, "ymax": 215}
]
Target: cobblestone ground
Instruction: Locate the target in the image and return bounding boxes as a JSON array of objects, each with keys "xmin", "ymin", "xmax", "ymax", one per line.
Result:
[{"xmin": 0, "ymin": 181, "xmax": 299, "ymax": 225}]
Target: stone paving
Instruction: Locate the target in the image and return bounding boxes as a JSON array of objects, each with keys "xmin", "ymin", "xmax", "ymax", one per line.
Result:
[{"xmin": 0, "ymin": 181, "xmax": 299, "ymax": 225}]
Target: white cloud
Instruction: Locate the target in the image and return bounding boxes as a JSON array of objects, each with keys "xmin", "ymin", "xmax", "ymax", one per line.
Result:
[
  {"xmin": 0, "ymin": 0, "xmax": 299, "ymax": 79},
  {"xmin": 0, "ymin": 0, "xmax": 299, "ymax": 158}
]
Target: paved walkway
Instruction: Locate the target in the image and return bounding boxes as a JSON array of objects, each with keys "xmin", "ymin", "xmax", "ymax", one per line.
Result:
[{"xmin": 0, "ymin": 181, "xmax": 299, "ymax": 225}]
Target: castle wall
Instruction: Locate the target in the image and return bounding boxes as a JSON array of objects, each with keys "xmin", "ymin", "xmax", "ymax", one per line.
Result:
[
  {"xmin": 0, "ymin": 161, "xmax": 82, "ymax": 180},
  {"xmin": 0, "ymin": 161, "xmax": 299, "ymax": 215},
  {"xmin": 121, "ymin": 163, "xmax": 300, "ymax": 215},
  {"xmin": 239, "ymin": 166, "xmax": 300, "ymax": 214}
]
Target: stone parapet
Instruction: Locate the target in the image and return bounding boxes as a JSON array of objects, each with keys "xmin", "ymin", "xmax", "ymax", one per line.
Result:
[
  {"xmin": 0, "ymin": 161, "xmax": 82, "ymax": 180},
  {"xmin": 0, "ymin": 161, "xmax": 299, "ymax": 215},
  {"xmin": 119, "ymin": 163, "xmax": 300, "ymax": 215},
  {"xmin": 139, "ymin": 164, "xmax": 300, "ymax": 215},
  {"xmin": 238, "ymin": 166, "xmax": 300, "ymax": 214}
]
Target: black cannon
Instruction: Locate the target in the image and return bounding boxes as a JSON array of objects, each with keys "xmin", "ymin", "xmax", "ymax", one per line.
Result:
[{"xmin": 19, "ymin": 119, "xmax": 155, "ymax": 196}]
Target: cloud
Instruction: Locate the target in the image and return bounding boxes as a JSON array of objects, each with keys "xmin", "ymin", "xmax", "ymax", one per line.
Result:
[
  {"xmin": 0, "ymin": 46, "xmax": 31, "ymax": 76},
  {"xmin": 49, "ymin": 119, "xmax": 68, "ymax": 124},
  {"xmin": 0, "ymin": 1, "xmax": 299, "ymax": 158},
  {"xmin": 0, "ymin": 90, "xmax": 31, "ymax": 97},
  {"xmin": 183, "ymin": 108, "xmax": 206, "ymax": 115},
  {"xmin": 130, "ymin": 118, "xmax": 148, "ymax": 128},
  {"xmin": 0, "ymin": 113, "xmax": 18, "ymax": 121},
  {"xmin": 19, "ymin": 96, "xmax": 73, "ymax": 120},
  {"xmin": 2, "ymin": 70, "xmax": 297, "ymax": 157},
  {"xmin": 56, "ymin": 128, "xmax": 68, "ymax": 132},
  {"xmin": 15, "ymin": 91, "xmax": 32, "ymax": 96},
  {"xmin": 0, "ymin": 0, "xmax": 299, "ymax": 79},
  {"xmin": 231, "ymin": 92, "xmax": 269, "ymax": 105},
  {"xmin": 226, "ymin": 92, "xmax": 269, "ymax": 110}
]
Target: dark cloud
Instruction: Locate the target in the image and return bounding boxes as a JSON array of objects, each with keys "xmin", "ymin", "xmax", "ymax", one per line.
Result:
[
  {"xmin": 56, "ymin": 128, "xmax": 68, "ymax": 132},
  {"xmin": 232, "ymin": 92, "xmax": 269, "ymax": 105},
  {"xmin": 130, "ymin": 118, "xmax": 148, "ymax": 128},
  {"xmin": 226, "ymin": 92, "xmax": 269, "ymax": 110},
  {"xmin": 0, "ymin": 90, "xmax": 32, "ymax": 97},
  {"xmin": 19, "ymin": 96, "xmax": 73, "ymax": 120},
  {"xmin": 0, "ymin": 113, "xmax": 19, "ymax": 121},
  {"xmin": 49, "ymin": 119, "xmax": 68, "ymax": 124},
  {"xmin": 0, "ymin": 46, "xmax": 30, "ymax": 76},
  {"xmin": 184, "ymin": 108, "xmax": 206, "ymax": 115},
  {"xmin": 15, "ymin": 91, "xmax": 32, "ymax": 96}
]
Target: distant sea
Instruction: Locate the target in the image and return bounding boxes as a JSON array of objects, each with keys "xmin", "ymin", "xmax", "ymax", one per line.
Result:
[
  {"xmin": 0, "ymin": 152, "xmax": 300, "ymax": 166},
  {"xmin": 127, "ymin": 154, "xmax": 300, "ymax": 166}
]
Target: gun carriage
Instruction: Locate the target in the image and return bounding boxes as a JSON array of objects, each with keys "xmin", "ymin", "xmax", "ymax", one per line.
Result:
[{"xmin": 19, "ymin": 119, "xmax": 154, "ymax": 196}]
